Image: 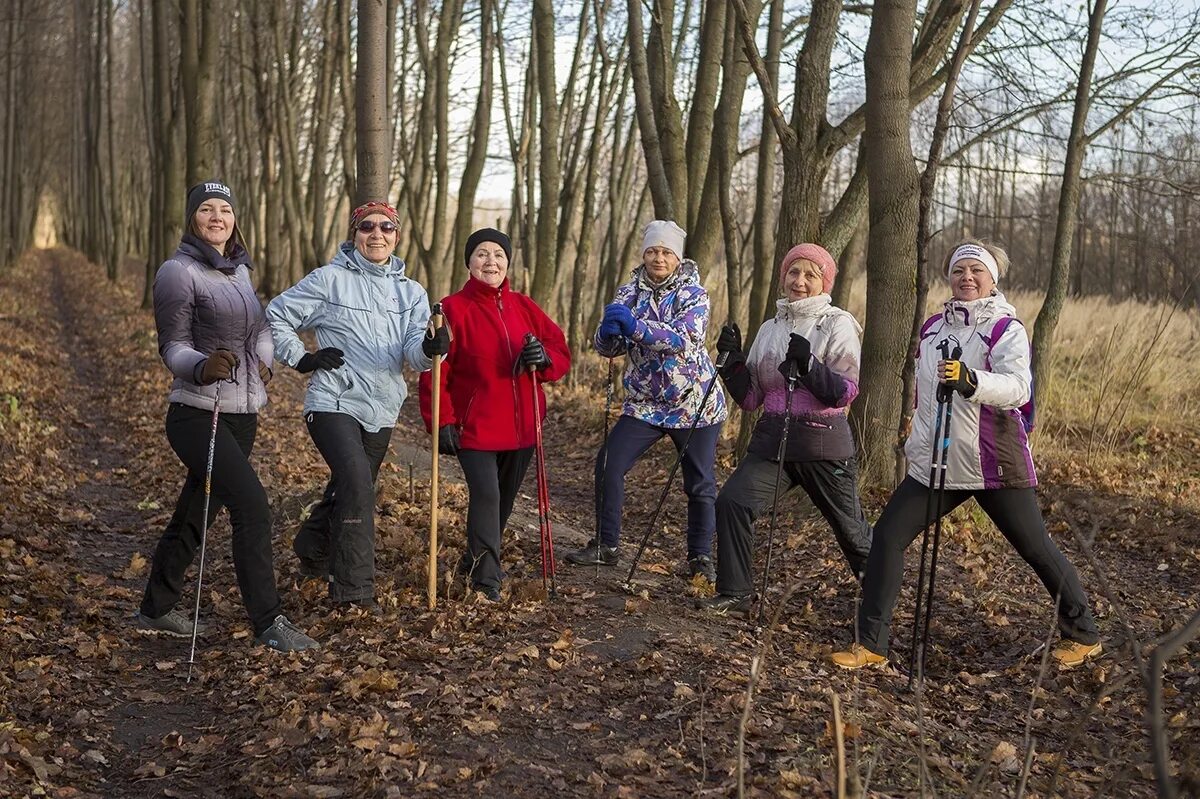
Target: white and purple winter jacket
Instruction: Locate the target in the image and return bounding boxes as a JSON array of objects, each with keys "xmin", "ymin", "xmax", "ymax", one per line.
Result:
[
  {"xmin": 153, "ymin": 237, "xmax": 272, "ymax": 415},
  {"xmin": 738, "ymin": 295, "xmax": 862, "ymax": 461},
  {"xmin": 594, "ymin": 261, "xmax": 728, "ymax": 429},
  {"xmin": 906, "ymin": 293, "xmax": 1036, "ymax": 490}
]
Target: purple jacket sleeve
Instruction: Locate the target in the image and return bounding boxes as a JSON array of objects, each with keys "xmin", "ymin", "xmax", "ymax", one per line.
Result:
[
  {"xmin": 800, "ymin": 360, "xmax": 853, "ymax": 408},
  {"xmin": 153, "ymin": 259, "xmax": 207, "ymax": 384}
]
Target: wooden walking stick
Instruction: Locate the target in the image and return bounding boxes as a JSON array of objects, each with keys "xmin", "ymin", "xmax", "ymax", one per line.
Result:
[{"xmin": 427, "ymin": 303, "xmax": 444, "ymax": 610}]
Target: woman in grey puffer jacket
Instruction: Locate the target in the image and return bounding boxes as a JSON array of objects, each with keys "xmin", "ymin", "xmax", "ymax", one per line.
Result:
[{"xmin": 135, "ymin": 181, "xmax": 317, "ymax": 652}]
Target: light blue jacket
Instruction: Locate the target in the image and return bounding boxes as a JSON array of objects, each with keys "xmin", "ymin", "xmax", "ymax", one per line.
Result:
[{"xmin": 266, "ymin": 243, "xmax": 434, "ymax": 432}]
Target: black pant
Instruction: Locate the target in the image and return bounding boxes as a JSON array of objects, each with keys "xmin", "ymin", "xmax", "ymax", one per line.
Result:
[
  {"xmin": 141, "ymin": 404, "xmax": 281, "ymax": 636},
  {"xmin": 857, "ymin": 476, "xmax": 1100, "ymax": 655},
  {"xmin": 715, "ymin": 454, "xmax": 872, "ymax": 596},
  {"xmin": 294, "ymin": 412, "xmax": 393, "ymax": 603},
  {"xmin": 457, "ymin": 448, "xmax": 534, "ymax": 589}
]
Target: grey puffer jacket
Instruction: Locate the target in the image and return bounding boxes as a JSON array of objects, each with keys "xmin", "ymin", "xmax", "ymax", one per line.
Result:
[{"xmin": 152, "ymin": 236, "xmax": 272, "ymax": 414}]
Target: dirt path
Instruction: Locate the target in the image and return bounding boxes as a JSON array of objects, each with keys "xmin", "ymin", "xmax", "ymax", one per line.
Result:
[{"xmin": 2, "ymin": 249, "xmax": 1197, "ymax": 797}]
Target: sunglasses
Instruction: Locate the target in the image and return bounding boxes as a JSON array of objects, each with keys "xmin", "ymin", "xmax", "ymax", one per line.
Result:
[{"xmin": 357, "ymin": 220, "xmax": 398, "ymax": 234}]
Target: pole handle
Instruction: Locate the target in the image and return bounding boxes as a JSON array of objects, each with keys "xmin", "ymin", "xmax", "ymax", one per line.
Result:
[{"xmin": 427, "ymin": 303, "xmax": 443, "ymax": 611}]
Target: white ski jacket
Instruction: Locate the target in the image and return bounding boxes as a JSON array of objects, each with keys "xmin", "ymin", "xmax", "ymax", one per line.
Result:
[{"xmin": 905, "ymin": 293, "xmax": 1037, "ymax": 490}]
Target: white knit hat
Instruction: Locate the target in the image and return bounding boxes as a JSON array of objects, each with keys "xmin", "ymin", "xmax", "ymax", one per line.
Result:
[{"xmin": 641, "ymin": 220, "xmax": 686, "ymax": 262}]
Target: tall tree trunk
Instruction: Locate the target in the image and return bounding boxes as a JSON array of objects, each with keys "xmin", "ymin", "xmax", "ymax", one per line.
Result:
[
  {"xmin": 181, "ymin": 0, "xmax": 219, "ymax": 184},
  {"xmin": 1031, "ymin": 0, "xmax": 1109, "ymax": 405},
  {"xmin": 452, "ymin": 0, "xmax": 494, "ymax": 287},
  {"xmin": 853, "ymin": 0, "xmax": 921, "ymax": 485},
  {"xmin": 356, "ymin": 0, "xmax": 390, "ymax": 204},
  {"xmin": 626, "ymin": 0, "xmax": 675, "ymax": 219},
  {"xmin": 530, "ymin": 0, "xmax": 560, "ymax": 307}
]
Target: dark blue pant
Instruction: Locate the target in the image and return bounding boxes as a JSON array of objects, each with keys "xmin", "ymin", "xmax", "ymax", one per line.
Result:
[
  {"xmin": 594, "ymin": 415, "xmax": 722, "ymax": 557},
  {"xmin": 293, "ymin": 412, "xmax": 393, "ymax": 603},
  {"xmin": 857, "ymin": 476, "xmax": 1100, "ymax": 655},
  {"xmin": 141, "ymin": 404, "xmax": 281, "ymax": 636}
]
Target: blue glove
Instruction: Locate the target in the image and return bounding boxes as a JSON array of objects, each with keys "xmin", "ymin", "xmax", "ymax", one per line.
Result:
[
  {"xmin": 598, "ymin": 318, "xmax": 623, "ymax": 339},
  {"xmin": 604, "ymin": 303, "xmax": 636, "ymax": 338}
]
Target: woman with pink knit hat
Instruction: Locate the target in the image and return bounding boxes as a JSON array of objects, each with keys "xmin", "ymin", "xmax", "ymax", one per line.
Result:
[{"xmin": 697, "ymin": 243, "xmax": 871, "ymax": 616}]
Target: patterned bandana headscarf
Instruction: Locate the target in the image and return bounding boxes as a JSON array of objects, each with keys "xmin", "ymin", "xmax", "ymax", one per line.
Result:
[{"xmin": 348, "ymin": 201, "xmax": 400, "ymax": 239}]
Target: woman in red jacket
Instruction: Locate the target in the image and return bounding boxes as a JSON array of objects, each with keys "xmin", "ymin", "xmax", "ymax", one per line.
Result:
[{"xmin": 419, "ymin": 228, "xmax": 570, "ymax": 600}]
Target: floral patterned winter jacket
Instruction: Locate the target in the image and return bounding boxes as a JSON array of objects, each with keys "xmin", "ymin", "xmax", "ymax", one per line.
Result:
[{"xmin": 593, "ymin": 261, "xmax": 727, "ymax": 429}]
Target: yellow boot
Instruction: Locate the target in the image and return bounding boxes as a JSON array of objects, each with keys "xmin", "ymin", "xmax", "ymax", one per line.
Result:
[
  {"xmin": 830, "ymin": 643, "xmax": 887, "ymax": 670},
  {"xmin": 1050, "ymin": 639, "xmax": 1103, "ymax": 669}
]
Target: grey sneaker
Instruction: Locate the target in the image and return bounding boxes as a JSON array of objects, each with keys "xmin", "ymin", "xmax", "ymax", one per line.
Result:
[
  {"xmin": 688, "ymin": 554, "xmax": 716, "ymax": 583},
  {"xmin": 564, "ymin": 539, "xmax": 619, "ymax": 566},
  {"xmin": 255, "ymin": 615, "xmax": 320, "ymax": 652},
  {"xmin": 135, "ymin": 609, "xmax": 205, "ymax": 638}
]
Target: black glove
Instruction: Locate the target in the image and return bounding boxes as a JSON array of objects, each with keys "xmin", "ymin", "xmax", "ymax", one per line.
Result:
[
  {"xmin": 777, "ymin": 333, "xmax": 811, "ymax": 379},
  {"xmin": 296, "ymin": 347, "xmax": 344, "ymax": 374},
  {"xmin": 438, "ymin": 425, "xmax": 460, "ymax": 456},
  {"xmin": 939, "ymin": 359, "xmax": 977, "ymax": 398},
  {"xmin": 199, "ymin": 349, "xmax": 239, "ymax": 384},
  {"xmin": 716, "ymin": 323, "xmax": 743, "ymax": 365},
  {"xmin": 423, "ymin": 325, "xmax": 450, "ymax": 358},
  {"xmin": 518, "ymin": 335, "xmax": 551, "ymax": 370}
]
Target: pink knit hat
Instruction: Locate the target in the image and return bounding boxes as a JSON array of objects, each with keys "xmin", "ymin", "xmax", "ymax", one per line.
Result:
[{"xmin": 779, "ymin": 243, "xmax": 838, "ymax": 294}]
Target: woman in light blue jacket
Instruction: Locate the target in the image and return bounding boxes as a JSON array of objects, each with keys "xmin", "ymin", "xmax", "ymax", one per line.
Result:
[{"xmin": 266, "ymin": 201, "xmax": 449, "ymax": 609}]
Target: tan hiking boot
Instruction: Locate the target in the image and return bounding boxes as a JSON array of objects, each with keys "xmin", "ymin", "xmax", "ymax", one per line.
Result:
[
  {"xmin": 1050, "ymin": 639, "xmax": 1102, "ymax": 669},
  {"xmin": 830, "ymin": 643, "xmax": 887, "ymax": 669}
]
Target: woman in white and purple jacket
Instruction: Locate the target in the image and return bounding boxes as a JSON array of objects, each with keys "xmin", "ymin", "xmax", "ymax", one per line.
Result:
[{"xmin": 698, "ymin": 243, "xmax": 872, "ymax": 616}]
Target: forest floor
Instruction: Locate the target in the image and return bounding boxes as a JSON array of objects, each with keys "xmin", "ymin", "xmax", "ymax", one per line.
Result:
[{"xmin": 1, "ymin": 248, "xmax": 1198, "ymax": 798}]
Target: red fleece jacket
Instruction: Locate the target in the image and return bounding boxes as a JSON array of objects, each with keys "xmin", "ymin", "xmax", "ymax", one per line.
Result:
[{"xmin": 419, "ymin": 276, "xmax": 570, "ymax": 451}]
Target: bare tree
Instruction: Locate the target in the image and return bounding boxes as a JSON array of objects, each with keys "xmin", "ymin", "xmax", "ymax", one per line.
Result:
[{"xmin": 356, "ymin": 0, "xmax": 390, "ymax": 204}]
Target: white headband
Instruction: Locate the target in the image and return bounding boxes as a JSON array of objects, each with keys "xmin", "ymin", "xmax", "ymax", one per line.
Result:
[{"xmin": 947, "ymin": 244, "xmax": 999, "ymax": 283}]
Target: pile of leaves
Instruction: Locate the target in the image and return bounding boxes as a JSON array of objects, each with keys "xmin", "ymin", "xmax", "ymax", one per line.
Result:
[{"xmin": 1, "ymin": 249, "xmax": 1196, "ymax": 797}]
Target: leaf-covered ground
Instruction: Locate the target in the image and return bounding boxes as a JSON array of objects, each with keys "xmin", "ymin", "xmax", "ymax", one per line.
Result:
[{"xmin": 1, "ymin": 249, "xmax": 1197, "ymax": 798}]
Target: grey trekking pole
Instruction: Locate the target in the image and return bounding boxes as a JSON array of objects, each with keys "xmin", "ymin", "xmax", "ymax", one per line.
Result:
[
  {"xmin": 908, "ymin": 338, "xmax": 961, "ymax": 687},
  {"xmin": 595, "ymin": 358, "xmax": 616, "ymax": 580},
  {"xmin": 756, "ymin": 364, "xmax": 798, "ymax": 627},
  {"xmin": 186, "ymin": 379, "xmax": 225, "ymax": 684}
]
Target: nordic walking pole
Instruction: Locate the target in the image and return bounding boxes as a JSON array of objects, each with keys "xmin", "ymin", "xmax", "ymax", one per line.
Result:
[
  {"xmin": 909, "ymin": 339, "xmax": 961, "ymax": 686},
  {"xmin": 595, "ymin": 357, "xmax": 616, "ymax": 581},
  {"xmin": 525, "ymin": 334, "xmax": 557, "ymax": 597},
  {"xmin": 186, "ymin": 376, "xmax": 225, "ymax": 684},
  {"xmin": 624, "ymin": 367, "xmax": 723, "ymax": 590},
  {"xmin": 756, "ymin": 364, "xmax": 798, "ymax": 627},
  {"xmin": 427, "ymin": 303, "xmax": 444, "ymax": 611}
]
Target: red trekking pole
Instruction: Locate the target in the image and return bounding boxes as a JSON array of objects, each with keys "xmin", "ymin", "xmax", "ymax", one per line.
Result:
[{"xmin": 525, "ymin": 334, "xmax": 557, "ymax": 597}]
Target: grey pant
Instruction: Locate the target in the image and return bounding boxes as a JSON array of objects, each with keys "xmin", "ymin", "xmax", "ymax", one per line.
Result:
[
  {"xmin": 715, "ymin": 454, "xmax": 872, "ymax": 596},
  {"xmin": 294, "ymin": 412, "xmax": 393, "ymax": 603}
]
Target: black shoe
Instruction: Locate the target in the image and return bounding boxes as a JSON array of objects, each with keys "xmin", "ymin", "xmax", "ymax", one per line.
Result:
[
  {"xmin": 472, "ymin": 583, "xmax": 501, "ymax": 602},
  {"xmin": 694, "ymin": 594, "xmax": 752, "ymax": 616},
  {"xmin": 255, "ymin": 615, "xmax": 320, "ymax": 652},
  {"xmin": 564, "ymin": 539, "xmax": 619, "ymax": 566},
  {"xmin": 337, "ymin": 598, "xmax": 383, "ymax": 617},
  {"xmin": 688, "ymin": 554, "xmax": 716, "ymax": 583}
]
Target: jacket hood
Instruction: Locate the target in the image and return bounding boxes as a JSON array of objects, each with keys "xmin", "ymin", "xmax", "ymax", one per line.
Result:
[
  {"xmin": 335, "ymin": 241, "xmax": 407, "ymax": 278},
  {"xmin": 631, "ymin": 259, "xmax": 700, "ymax": 293},
  {"xmin": 940, "ymin": 292, "xmax": 1017, "ymax": 327},
  {"xmin": 774, "ymin": 293, "xmax": 862, "ymax": 336}
]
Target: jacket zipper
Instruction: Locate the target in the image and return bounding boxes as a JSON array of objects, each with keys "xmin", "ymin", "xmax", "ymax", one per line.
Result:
[{"xmin": 496, "ymin": 292, "xmax": 523, "ymax": 445}]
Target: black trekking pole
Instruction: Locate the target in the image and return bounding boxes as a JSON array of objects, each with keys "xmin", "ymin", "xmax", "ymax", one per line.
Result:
[
  {"xmin": 908, "ymin": 339, "xmax": 961, "ymax": 687},
  {"xmin": 186, "ymin": 376, "xmax": 228, "ymax": 684},
  {"xmin": 756, "ymin": 364, "xmax": 798, "ymax": 627},
  {"xmin": 623, "ymin": 365, "xmax": 724, "ymax": 591},
  {"xmin": 595, "ymin": 357, "xmax": 616, "ymax": 580}
]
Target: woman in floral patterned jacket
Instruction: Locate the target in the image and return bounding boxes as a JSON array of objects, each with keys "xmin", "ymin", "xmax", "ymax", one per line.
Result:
[{"xmin": 564, "ymin": 220, "xmax": 727, "ymax": 583}]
